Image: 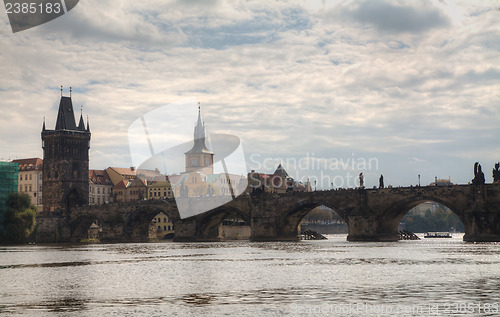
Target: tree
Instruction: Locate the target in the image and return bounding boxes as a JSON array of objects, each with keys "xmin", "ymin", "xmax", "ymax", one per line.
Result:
[
  {"xmin": 0, "ymin": 193, "xmax": 37, "ymax": 244},
  {"xmin": 401, "ymin": 204, "xmax": 464, "ymax": 233}
]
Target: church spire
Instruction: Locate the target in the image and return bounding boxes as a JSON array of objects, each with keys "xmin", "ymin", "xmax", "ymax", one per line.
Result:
[
  {"xmin": 185, "ymin": 102, "xmax": 213, "ymax": 156},
  {"xmin": 194, "ymin": 102, "xmax": 206, "ymax": 140}
]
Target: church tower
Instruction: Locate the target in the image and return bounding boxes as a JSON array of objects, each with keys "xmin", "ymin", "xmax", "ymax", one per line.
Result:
[
  {"xmin": 41, "ymin": 88, "xmax": 91, "ymax": 212},
  {"xmin": 185, "ymin": 104, "xmax": 214, "ymax": 175}
]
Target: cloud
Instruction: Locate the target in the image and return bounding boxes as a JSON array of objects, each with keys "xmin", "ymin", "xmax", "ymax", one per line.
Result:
[
  {"xmin": 0, "ymin": 0, "xmax": 498, "ymax": 187},
  {"xmin": 323, "ymin": 0, "xmax": 450, "ymax": 34}
]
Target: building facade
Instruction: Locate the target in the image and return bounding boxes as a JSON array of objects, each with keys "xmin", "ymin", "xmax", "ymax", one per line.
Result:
[
  {"xmin": 41, "ymin": 93, "xmax": 91, "ymax": 212},
  {"xmin": 89, "ymin": 169, "xmax": 113, "ymax": 205},
  {"xmin": 147, "ymin": 177, "xmax": 174, "ymax": 200},
  {"xmin": 248, "ymin": 164, "xmax": 311, "ymax": 193},
  {"xmin": 149, "ymin": 212, "xmax": 175, "ymax": 240},
  {"xmin": 12, "ymin": 158, "xmax": 43, "ymax": 209}
]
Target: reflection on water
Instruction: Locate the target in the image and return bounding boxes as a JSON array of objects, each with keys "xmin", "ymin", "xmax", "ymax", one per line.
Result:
[{"xmin": 0, "ymin": 234, "xmax": 499, "ymax": 316}]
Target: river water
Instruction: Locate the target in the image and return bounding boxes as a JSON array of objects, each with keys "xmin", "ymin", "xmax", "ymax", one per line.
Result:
[{"xmin": 1, "ymin": 234, "xmax": 499, "ymax": 316}]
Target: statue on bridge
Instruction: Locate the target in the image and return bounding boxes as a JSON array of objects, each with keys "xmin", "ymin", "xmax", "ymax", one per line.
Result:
[
  {"xmin": 359, "ymin": 173, "xmax": 364, "ymax": 189},
  {"xmin": 493, "ymin": 162, "xmax": 500, "ymax": 183},
  {"xmin": 379, "ymin": 175, "xmax": 384, "ymax": 188},
  {"xmin": 472, "ymin": 162, "xmax": 485, "ymax": 185}
]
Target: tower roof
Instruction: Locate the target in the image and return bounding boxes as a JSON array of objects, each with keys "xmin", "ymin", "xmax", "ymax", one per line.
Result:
[
  {"xmin": 194, "ymin": 105, "xmax": 206, "ymax": 140},
  {"xmin": 185, "ymin": 105, "xmax": 213, "ymax": 154},
  {"xmin": 274, "ymin": 164, "xmax": 289, "ymax": 177},
  {"xmin": 77, "ymin": 112, "xmax": 85, "ymax": 131},
  {"xmin": 55, "ymin": 96, "xmax": 77, "ymax": 130}
]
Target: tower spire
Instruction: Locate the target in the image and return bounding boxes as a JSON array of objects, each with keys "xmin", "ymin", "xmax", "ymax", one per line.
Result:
[
  {"xmin": 77, "ymin": 105, "xmax": 85, "ymax": 131},
  {"xmin": 194, "ymin": 102, "xmax": 205, "ymax": 140}
]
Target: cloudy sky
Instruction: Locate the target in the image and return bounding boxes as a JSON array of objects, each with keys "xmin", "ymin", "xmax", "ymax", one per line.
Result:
[{"xmin": 1, "ymin": 0, "xmax": 499, "ymax": 189}]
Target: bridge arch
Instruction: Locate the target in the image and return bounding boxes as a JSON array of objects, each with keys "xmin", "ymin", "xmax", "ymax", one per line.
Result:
[
  {"xmin": 380, "ymin": 195, "xmax": 466, "ymax": 236},
  {"xmin": 124, "ymin": 204, "xmax": 180, "ymax": 242},
  {"xmin": 194, "ymin": 206, "xmax": 250, "ymax": 241},
  {"xmin": 69, "ymin": 215, "xmax": 102, "ymax": 242},
  {"xmin": 279, "ymin": 199, "xmax": 348, "ymax": 240}
]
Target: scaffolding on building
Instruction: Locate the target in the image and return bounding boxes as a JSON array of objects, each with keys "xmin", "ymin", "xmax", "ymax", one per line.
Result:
[{"xmin": 0, "ymin": 162, "xmax": 19, "ymax": 215}]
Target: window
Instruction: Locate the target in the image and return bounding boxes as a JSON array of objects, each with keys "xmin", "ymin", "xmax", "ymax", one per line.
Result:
[
  {"xmin": 29, "ymin": 185, "xmax": 32, "ymax": 192},
  {"xmin": 157, "ymin": 226, "xmax": 161, "ymax": 230},
  {"xmin": 25, "ymin": 175, "xmax": 28, "ymax": 180},
  {"xmin": 19, "ymin": 186, "xmax": 22, "ymax": 192},
  {"xmin": 25, "ymin": 185, "xmax": 28, "ymax": 192},
  {"xmin": 163, "ymin": 218, "xmax": 166, "ymax": 222},
  {"xmin": 29, "ymin": 174, "xmax": 32, "ymax": 180},
  {"xmin": 97, "ymin": 188, "xmax": 100, "ymax": 194},
  {"xmin": 19, "ymin": 175, "xmax": 22, "ymax": 181},
  {"xmin": 164, "ymin": 226, "xmax": 167, "ymax": 231}
]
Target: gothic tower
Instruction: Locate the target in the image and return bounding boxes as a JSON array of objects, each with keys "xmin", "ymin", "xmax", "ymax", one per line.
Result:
[
  {"xmin": 185, "ymin": 105, "xmax": 214, "ymax": 175},
  {"xmin": 41, "ymin": 90, "xmax": 91, "ymax": 212}
]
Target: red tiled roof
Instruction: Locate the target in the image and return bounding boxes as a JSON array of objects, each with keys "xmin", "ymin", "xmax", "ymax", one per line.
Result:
[
  {"xmin": 12, "ymin": 158, "xmax": 43, "ymax": 171},
  {"xmin": 113, "ymin": 180, "xmax": 129, "ymax": 189},
  {"xmin": 89, "ymin": 169, "xmax": 112, "ymax": 185}
]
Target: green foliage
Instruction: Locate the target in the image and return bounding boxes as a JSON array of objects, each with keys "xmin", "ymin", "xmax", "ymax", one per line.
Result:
[
  {"xmin": 0, "ymin": 193, "xmax": 37, "ymax": 244},
  {"xmin": 401, "ymin": 204, "xmax": 464, "ymax": 233}
]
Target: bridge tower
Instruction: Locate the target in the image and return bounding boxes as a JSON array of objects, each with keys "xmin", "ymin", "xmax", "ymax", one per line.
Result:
[
  {"xmin": 41, "ymin": 89, "xmax": 91, "ymax": 213},
  {"xmin": 184, "ymin": 104, "xmax": 213, "ymax": 175}
]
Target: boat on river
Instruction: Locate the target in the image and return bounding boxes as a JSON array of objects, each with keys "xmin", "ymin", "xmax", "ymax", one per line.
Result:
[{"xmin": 424, "ymin": 232, "xmax": 452, "ymax": 238}]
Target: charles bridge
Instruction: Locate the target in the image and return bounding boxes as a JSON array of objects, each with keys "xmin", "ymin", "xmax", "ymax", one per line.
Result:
[{"xmin": 37, "ymin": 183, "xmax": 500, "ymax": 243}]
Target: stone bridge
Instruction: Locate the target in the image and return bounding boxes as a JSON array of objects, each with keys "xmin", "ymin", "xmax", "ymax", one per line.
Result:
[{"xmin": 37, "ymin": 184, "xmax": 500, "ymax": 243}]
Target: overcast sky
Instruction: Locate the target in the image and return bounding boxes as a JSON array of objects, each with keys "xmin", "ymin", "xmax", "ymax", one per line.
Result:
[{"xmin": 1, "ymin": 0, "xmax": 499, "ymax": 189}]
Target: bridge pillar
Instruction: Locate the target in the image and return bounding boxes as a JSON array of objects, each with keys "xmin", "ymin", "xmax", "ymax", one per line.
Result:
[
  {"xmin": 172, "ymin": 218, "xmax": 199, "ymax": 242},
  {"xmin": 462, "ymin": 186, "xmax": 500, "ymax": 242},
  {"xmin": 463, "ymin": 206, "xmax": 500, "ymax": 242},
  {"xmin": 247, "ymin": 193, "xmax": 293, "ymax": 241},
  {"xmin": 250, "ymin": 216, "xmax": 287, "ymax": 241},
  {"xmin": 346, "ymin": 205, "xmax": 399, "ymax": 242},
  {"xmin": 36, "ymin": 212, "xmax": 71, "ymax": 243}
]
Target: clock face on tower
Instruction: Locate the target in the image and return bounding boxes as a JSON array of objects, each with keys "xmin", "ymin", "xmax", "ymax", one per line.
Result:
[
  {"xmin": 191, "ymin": 158, "xmax": 197, "ymax": 166},
  {"xmin": 205, "ymin": 159, "xmax": 210, "ymax": 166}
]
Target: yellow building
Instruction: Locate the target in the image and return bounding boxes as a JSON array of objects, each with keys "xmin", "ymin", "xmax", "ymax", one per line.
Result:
[
  {"xmin": 147, "ymin": 178, "xmax": 174, "ymax": 200},
  {"xmin": 112, "ymin": 179, "xmax": 128, "ymax": 202},
  {"xmin": 149, "ymin": 212, "xmax": 174, "ymax": 239},
  {"xmin": 12, "ymin": 158, "xmax": 43, "ymax": 210}
]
